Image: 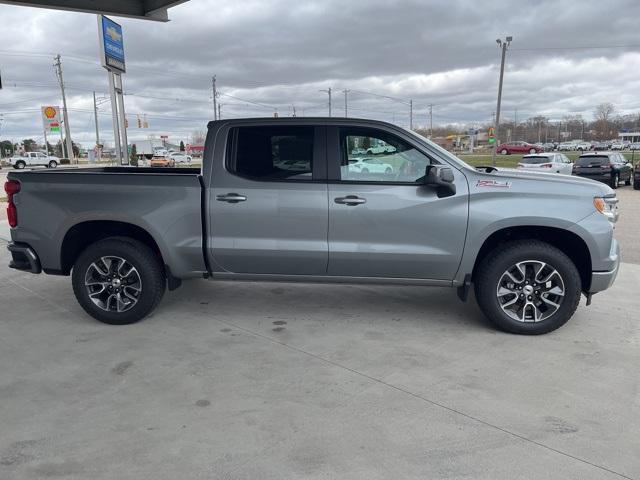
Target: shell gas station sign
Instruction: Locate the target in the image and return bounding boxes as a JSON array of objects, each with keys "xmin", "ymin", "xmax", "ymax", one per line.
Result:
[{"xmin": 41, "ymin": 105, "xmax": 61, "ymax": 134}]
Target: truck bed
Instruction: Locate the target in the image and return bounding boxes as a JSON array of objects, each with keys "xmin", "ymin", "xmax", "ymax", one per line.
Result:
[{"xmin": 7, "ymin": 166, "xmax": 207, "ymax": 278}]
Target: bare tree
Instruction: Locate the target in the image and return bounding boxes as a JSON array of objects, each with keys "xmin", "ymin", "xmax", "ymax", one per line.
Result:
[
  {"xmin": 191, "ymin": 130, "xmax": 206, "ymax": 145},
  {"xmin": 594, "ymin": 103, "xmax": 616, "ymax": 140}
]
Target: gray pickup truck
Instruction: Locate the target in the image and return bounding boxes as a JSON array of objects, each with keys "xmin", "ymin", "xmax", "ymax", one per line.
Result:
[{"xmin": 5, "ymin": 118, "xmax": 620, "ymax": 334}]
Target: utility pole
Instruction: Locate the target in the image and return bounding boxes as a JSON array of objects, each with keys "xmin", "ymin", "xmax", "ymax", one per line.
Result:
[
  {"xmin": 513, "ymin": 108, "xmax": 517, "ymax": 141},
  {"xmin": 212, "ymin": 75, "xmax": 218, "ymax": 120},
  {"xmin": 217, "ymin": 103, "xmax": 222, "ymax": 120},
  {"xmin": 342, "ymin": 89, "xmax": 349, "ymax": 117},
  {"xmin": 428, "ymin": 104, "xmax": 434, "ymax": 138},
  {"xmin": 409, "ymin": 99, "xmax": 413, "ymax": 130},
  {"xmin": 53, "ymin": 54, "xmax": 74, "ymax": 162},
  {"xmin": 320, "ymin": 87, "xmax": 332, "ymax": 117},
  {"xmin": 93, "ymin": 91, "xmax": 100, "ymax": 148},
  {"xmin": 492, "ymin": 36, "xmax": 512, "ymax": 166}
]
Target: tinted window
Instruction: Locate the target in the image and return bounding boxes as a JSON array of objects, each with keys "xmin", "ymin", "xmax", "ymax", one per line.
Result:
[
  {"xmin": 228, "ymin": 126, "xmax": 314, "ymax": 181},
  {"xmin": 338, "ymin": 128, "xmax": 434, "ymax": 183},
  {"xmin": 521, "ymin": 156, "xmax": 551, "ymax": 164},
  {"xmin": 577, "ymin": 156, "xmax": 606, "ymax": 166}
]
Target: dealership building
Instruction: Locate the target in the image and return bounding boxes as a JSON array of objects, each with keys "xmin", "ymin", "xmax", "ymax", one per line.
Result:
[{"xmin": 618, "ymin": 131, "xmax": 640, "ymax": 143}]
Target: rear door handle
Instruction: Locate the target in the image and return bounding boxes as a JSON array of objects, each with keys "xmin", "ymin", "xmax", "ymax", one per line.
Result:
[
  {"xmin": 216, "ymin": 193, "xmax": 247, "ymax": 203},
  {"xmin": 334, "ymin": 195, "xmax": 366, "ymax": 206}
]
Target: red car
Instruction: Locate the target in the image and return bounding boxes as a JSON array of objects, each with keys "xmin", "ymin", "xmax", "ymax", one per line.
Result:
[{"xmin": 496, "ymin": 141, "xmax": 542, "ymax": 155}]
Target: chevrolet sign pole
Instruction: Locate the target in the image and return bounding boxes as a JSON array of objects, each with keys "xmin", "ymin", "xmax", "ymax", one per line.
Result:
[{"xmin": 98, "ymin": 15, "xmax": 128, "ymax": 165}]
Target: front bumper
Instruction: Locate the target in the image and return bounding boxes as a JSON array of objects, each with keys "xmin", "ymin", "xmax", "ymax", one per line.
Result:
[
  {"xmin": 588, "ymin": 239, "xmax": 620, "ymax": 293},
  {"xmin": 7, "ymin": 242, "xmax": 42, "ymax": 274}
]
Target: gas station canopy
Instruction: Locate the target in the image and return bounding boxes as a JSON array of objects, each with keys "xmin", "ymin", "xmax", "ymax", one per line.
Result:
[{"xmin": 0, "ymin": 0, "xmax": 189, "ymax": 21}]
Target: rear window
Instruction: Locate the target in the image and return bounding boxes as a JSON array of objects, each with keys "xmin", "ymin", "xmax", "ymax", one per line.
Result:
[
  {"xmin": 521, "ymin": 156, "xmax": 551, "ymax": 164},
  {"xmin": 577, "ymin": 156, "xmax": 607, "ymax": 166},
  {"xmin": 227, "ymin": 126, "xmax": 314, "ymax": 181}
]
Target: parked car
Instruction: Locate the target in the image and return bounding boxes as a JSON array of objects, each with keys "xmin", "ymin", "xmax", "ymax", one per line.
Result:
[
  {"xmin": 6, "ymin": 117, "xmax": 620, "ymax": 335},
  {"xmin": 9, "ymin": 152, "xmax": 60, "ymax": 169},
  {"xmin": 517, "ymin": 153, "xmax": 573, "ymax": 175},
  {"xmin": 168, "ymin": 152, "xmax": 192, "ymax": 164},
  {"xmin": 366, "ymin": 144, "xmax": 396, "ymax": 155},
  {"xmin": 629, "ymin": 142, "xmax": 640, "ymax": 151},
  {"xmin": 541, "ymin": 142, "xmax": 556, "ymax": 152},
  {"xmin": 351, "ymin": 148, "xmax": 366, "ymax": 155},
  {"xmin": 635, "ymin": 164, "xmax": 640, "ymax": 190},
  {"xmin": 611, "ymin": 142, "xmax": 625, "ymax": 151},
  {"xmin": 572, "ymin": 152, "xmax": 633, "ymax": 189},
  {"xmin": 496, "ymin": 141, "xmax": 542, "ymax": 155},
  {"xmin": 153, "ymin": 149, "xmax": 170, "ymax": 158},
  {"xmin": 150, "ymin": 157, "xmax": 176, "ymax": 167},
  {"xmin": 575, "ymin": 141, "xmax": 592, "ymax": 151},
  {"xmin": 557, "ymin": 142, "xmax": 577, "ymax": 151},
  {"xmin": 348, "ymin": 158, "xmax": 394, "ymax": 174}
]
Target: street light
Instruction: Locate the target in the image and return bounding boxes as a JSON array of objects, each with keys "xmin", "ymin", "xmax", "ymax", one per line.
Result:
[{"xmin": 492, "ymin": 35, "xmax": 513, "ymax": 166}]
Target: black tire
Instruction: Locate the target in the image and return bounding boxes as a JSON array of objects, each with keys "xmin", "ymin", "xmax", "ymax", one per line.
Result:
[
  {"xmin": 474, "ymin": 240, "xmax": 581, "ymax": 335},
  {"xmin": 634, "ymin": 181, "xmax": 640, "ymax": 190},
  {"xmin": 15, "ymin": 161, "xmax": 26, "ymax": 169},
  {"xmin": 501, "ymin": 149, "xmax": 508, "ymax": 155},
  {"xmin": 72, "ymin": 237, "xmax": 166, "ymax": 325},
  {"xmin": 48, "ymin": 160, "xmax": 57, "ymax": 168},
  {"xmin": 610, "ymin": 173, "xmax": 619, "ymax": 189},
  {"xmin": 625, "ymin": 175, "xmax": 631, "ymax": 186}
]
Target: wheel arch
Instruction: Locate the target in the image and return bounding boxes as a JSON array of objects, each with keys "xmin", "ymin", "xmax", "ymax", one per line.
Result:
[
  {"xmin": 60, "ymin": 220, "xmax": 165, "ymax": 276},
  {"xmin": 470, "ymin": 225, "xmax": 592, "ymax": 292}
]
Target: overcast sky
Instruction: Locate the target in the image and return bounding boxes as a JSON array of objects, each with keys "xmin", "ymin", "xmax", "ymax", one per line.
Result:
[{"xmin": 1, "ymin": 0, "xmax": 640, "ymax": 147}]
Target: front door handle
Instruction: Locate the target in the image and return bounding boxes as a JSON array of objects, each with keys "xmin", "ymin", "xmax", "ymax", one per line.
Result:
[
  {"xmin": 216, "ymin": 193, "xmax": 247, "ymax": 203},
  {"xmin": 334, "ymin": 195, "xmax": 366, "ymax": 206}
]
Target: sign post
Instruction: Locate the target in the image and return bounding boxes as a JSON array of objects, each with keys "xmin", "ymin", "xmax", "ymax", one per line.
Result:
[
  {"xmin": 41, "ymin": 106, "xmax": 61, "ymax": 157},
  {"xmin": 98, "ymin": 15, "xmax": 128, "ymax": 165}
]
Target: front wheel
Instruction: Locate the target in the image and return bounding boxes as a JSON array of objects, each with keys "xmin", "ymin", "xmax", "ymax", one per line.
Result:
[
  {"xmin": 610, "ymin": 173, "xmax": 619, "ymax": 189},
  {"xmin": 14, "ymin": 161, "xmax": 26, "ymax": 169},
  {"xmin": 72, "ymin": 238, "xmax": 166, "ymax": 325},
  {"xmin": 501, "ymin": 149, "xmax": 508, "ymax": 155},
  {"xmin": 474, "ymin": 240, "xmax": 581, "ymax": 334},
  {"xmin": 625, "ymin": 175, "xmax": 631, "ymax": 186},
  {"xmin": 529, "ymin": 148, "xmax": 536, "ymax": 154}
]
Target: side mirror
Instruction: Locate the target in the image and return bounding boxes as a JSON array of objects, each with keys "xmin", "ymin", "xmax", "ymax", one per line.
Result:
[{"xmin": 425, "ymin": 165, "xmax": 456, "ymax": 196}]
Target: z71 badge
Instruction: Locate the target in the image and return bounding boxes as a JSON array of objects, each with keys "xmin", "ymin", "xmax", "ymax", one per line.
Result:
[{"xmin": 476, "ymin": 180, "xmax": 512, "ymax": 188}]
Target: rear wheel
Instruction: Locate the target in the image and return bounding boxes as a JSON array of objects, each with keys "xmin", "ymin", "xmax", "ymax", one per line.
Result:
[
  {"xmin": 625, "ymin": 174, "xmax": 631, "ymax": 186},
  {"xmin": 72, "ymin": 238, "xmax": 165, "ymax": 325},
  {"xmin": 15, "ymin": 161, "xmax": 26, "ymax": 169},
  {"xmin": 48, "ymin": 160, "xmax": 57, "ymax": 168},
  {"xmin": 529, "ymin": 148, "xmax": 536, "ymax": 154},
  {"xmin": 474, "ymin": 240, "xmax": 581, "ymax": 334}
]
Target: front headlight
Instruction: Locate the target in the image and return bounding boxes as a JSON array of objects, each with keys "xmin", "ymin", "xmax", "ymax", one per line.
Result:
[{"xmin": 594, "ymin": 195, "xmax": 619, "ymax": 222}]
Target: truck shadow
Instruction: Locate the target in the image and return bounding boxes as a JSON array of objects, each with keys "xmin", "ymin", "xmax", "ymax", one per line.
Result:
[{"xmin": 163, "ymin": 278, "xmax": 494, "ymax": 333}]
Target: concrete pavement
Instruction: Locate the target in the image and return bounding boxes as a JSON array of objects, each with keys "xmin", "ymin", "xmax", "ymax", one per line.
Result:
[{"xmin": 0, "ymin": 190, "xmax": 639, "ymax": 479}]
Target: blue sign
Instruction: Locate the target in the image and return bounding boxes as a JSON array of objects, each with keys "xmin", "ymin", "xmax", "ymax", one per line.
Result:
[{"xmin": 100, "ymin": 15, "xmax": 125, "ymax": 73}]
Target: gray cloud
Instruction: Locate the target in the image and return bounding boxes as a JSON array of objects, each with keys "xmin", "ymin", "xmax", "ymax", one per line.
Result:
[{"xmin": 1, "ymin": 0, "xmax": 639, "ymax": 146}]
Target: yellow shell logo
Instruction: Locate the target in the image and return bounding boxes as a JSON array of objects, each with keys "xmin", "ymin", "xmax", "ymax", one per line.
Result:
[{"xmin": 44, "ymin": 106, "xmax": 57, "ymax": 119}]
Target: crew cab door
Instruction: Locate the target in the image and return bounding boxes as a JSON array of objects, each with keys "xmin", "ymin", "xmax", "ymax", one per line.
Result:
[
  {"xmin": 208, "ymin": 124, "xmax": 328, "ymax": 275},
  {"xmin": 326, "ymin": 126, "xmax": 469, "ymax": 280}
]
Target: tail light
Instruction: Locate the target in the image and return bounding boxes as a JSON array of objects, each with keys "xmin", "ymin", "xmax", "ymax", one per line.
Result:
[{"xmin": 4, "ymin": 180, "xmax": 21, "ymax": 228}]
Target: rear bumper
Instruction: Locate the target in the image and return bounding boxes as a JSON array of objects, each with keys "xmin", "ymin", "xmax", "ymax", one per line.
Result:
[
  {"xmin": 7, "ymin": 242, "xmax": 42, "ymax": 274},
  {"xmin": 588, "ymin": 239, "xmax": 620, "ymax": 293}
]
